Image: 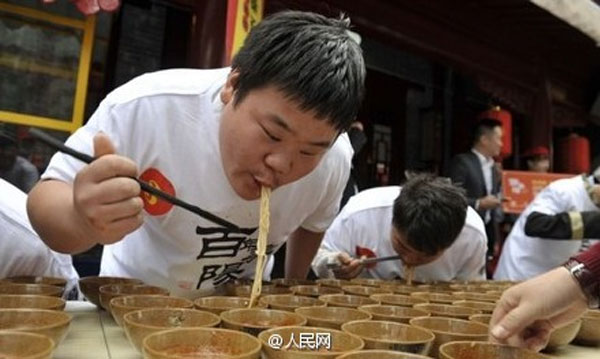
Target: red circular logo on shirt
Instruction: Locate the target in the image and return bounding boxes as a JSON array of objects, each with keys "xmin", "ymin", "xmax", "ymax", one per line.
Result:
[
  {"xmin": 356, "ymin": 246, "xmax": 377, "ymax": 269},
  {"xmin": 139, "ymin": 168, "xmax": 175, "ymax": 216}
]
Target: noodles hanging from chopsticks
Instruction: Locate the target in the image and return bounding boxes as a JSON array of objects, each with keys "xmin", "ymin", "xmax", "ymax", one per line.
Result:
[
  {"xmin": 404, "ymin": 264, "xmax": 415, "ymax": 285},
  {"xmin": 248, "ymin": 186, "xmax": 271, "ymax": 308}
]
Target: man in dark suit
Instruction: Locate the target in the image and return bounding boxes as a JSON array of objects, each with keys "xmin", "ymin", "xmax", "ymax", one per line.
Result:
[
  {"xmin": 448, "ymin": 119, "xmax": 503, "ymax": 271},
  {"xmin": 340, "ymin": 121, "xmax": 367, "ymax": 209}
]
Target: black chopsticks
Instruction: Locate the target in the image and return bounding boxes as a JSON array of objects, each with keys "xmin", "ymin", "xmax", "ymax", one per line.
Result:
[{"xmin": 29, "ymin": 128, "xmax": 240, "ymax": 231}]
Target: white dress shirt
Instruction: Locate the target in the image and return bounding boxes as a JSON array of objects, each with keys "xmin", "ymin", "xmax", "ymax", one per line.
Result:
[
  {"xmin": 312, "ymin": 186, "xmax": 488, "ymax": 281},
  {"xmin": 472, "ymin": 148, "xmax": 494, "ymax": 223}
]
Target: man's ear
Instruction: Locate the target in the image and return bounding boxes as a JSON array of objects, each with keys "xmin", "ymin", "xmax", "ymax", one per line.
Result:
[
  {"xmin": 480, "ymin": 133, "xmax": 491, "ymax": 148},
  {"xmin": 220, "ymin": 70, "xmax": 240, "ymax": 105}
]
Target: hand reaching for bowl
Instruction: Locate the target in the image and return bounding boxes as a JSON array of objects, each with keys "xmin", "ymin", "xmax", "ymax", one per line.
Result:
[
  {"xmin": 489, "ymin": 267, "xmax": 588, "ymax": 351},
  {"xmin": 73, "ymin": 132, "xmax": 144, "ymax": 245}
]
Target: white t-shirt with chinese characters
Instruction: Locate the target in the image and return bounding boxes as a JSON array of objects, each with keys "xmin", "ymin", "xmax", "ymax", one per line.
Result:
[
  {"xmin": 42, "ymin": 68, "xmax": 352, "ymax": 298},
  {"xmin": 494, "ymin": 175, "xmax": 600, "ymax": 280},
  {"xmin": 0, "ymin": 179, "xmax": 79, "ymax": 291},
  {"xmin": 312, "ymin": 186, "xmax": 487, "ymax": 281}
]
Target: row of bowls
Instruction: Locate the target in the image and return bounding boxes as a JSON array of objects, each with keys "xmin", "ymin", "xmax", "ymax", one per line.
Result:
[
  {"xmin": 109, "ymin": 293, "xmax": 593, "ymax": 357},
  {"xmin": 0, "ymin": 276, "xmax": 72, "ymax": 359},
  {"xmin": 74, "ymin": 324, "xmax": 550, "ymax": 359},
  {"xmin": 2, "ymin": 275, "xmax": 599, "ymax": 359},
  {"xmin": 100, "ymin": 304, "xmax": 537, "ymax": 359},
  {"xmin": 0, "ymin": 276, "xmax": 75, "ymax": 359},
  {"xmin": 136, "ymin": 326, "xmax": 555, "ymax": 359},
  {"xmin": 0, "ymin": 325, "xmax": 553, "ymax": 359},
  {"xmin": 104, "ymin": 292, "xmax": 595, "ymax": 351}
]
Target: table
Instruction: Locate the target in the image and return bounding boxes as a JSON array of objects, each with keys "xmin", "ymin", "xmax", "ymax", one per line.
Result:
[
  {"xmin": 55, "ymin": 301, "xmax": 600, "ymax": 359},
  {"xmin": 54, "ymin": 301, "xmax": 140, "ymax": 359}
]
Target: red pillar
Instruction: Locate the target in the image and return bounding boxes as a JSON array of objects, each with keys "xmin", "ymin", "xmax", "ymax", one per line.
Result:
[{"xmin": 189, "ymin": 0, "xmax": 228, "ymax": 69}]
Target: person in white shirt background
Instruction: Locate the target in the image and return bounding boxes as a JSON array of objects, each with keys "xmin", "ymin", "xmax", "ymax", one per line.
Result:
[
  {"xmin": 312, "ymin": 175, "xmax": 487, "ymax": 282},
  {"xmin": 0, "ymin": 178, "xmax": 79, "ymax": 297},
  {"xmin": 494, "ymin": 168, "xmax": 600, "ymax": 280}
]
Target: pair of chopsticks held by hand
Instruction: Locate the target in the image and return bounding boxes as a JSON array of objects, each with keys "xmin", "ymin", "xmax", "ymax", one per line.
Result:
[{"xmin": 29, "ymin": 128, "xmax": 239, "ymax": 231}]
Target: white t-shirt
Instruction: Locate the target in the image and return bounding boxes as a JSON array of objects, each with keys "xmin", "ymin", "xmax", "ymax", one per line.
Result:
[
  {"xmin": 494, "ymin": 175, "xmax": 600, "ymax": 280},
  {"xmin": 0, "ymin": 179, "xmax": 79, "ymax": 290},
  {"xmin": 312, "ymin": 186, "xmax": 487, "ymax": 281},
  {"xmin": 42, "ymin": 68, "xmax": 352, "ymax": 298}
]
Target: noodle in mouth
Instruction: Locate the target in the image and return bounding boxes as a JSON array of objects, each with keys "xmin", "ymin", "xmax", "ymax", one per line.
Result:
[
  {"xmin": 248, "ymin": 186, "xmax": 271, "ymax": 307},
  {"xmin": 404, "ymin": 264, "xmax": 415, "ymax": 285}
]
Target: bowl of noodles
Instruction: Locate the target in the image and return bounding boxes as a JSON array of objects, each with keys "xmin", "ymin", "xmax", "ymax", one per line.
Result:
[{"xmin": 143, "ymin": 327, "xmax": 261, "ymax": 359}]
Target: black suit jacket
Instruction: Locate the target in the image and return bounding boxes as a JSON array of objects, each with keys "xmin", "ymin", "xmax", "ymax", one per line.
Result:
[{"xmin": 448, "ymin": 152, "xmax": 501, "ymax": 221}]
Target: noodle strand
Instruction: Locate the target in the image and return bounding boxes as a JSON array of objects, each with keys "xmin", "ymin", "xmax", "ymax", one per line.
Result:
[{"xmin": 248, "ymin": 186, "xmax": 271, "ymax": 307}]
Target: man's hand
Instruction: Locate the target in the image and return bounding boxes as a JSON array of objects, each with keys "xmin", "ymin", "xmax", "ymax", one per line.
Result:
[
  {"xmin": 332, "ymin": 252, "xmax": 364, "ymax": 279},
  {"xmin": 73, "ymin": 133, "xmax": 144, "ymax": 245},
  {"xmin": 590, "ymin": 185, "xmax": 600, "ymax": 206},
  {"xmin": 478, "ymin": 195, "xmax": 501, "ymax": 210},
  {"xmin": 489, "ymin": 267, "xmax": 588, "ymax": 352}
]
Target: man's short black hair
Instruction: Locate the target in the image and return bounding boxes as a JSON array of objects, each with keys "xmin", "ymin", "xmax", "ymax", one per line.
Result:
[
  {"xmin": 231, "ymin": 11, "xmax": 365, "ymax": 131},
  {"xmin": 392, "ymin": 175, "xmax": 468, "ymax": 256},
  {"xmin": 472, "ymin": 118, "xmax": 502, "ymax": 147}
]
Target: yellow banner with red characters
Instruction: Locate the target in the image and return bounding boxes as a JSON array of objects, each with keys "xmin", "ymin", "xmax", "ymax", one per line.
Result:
[
  {"xmin": 226, "ymin": 0, "xmax": 264, "ymax": 62},
  {"xmin": 502, "ymin": 170, "xmax": 573, "ymax": 214}
]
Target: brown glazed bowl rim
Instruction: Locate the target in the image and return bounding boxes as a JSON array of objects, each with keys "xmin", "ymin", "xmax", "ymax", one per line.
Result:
[
  {"xmin": 220, "ymin": 308, "xmax": 307, "ymax": 329},
  {"xmin": 123, "ymin": 307, "xmax": 221, "ymax": 329},
  {"xmin": 0, "ymin": 331, "xmax": 55, "ymax": 359},
  {"xmin": 142, "ymin": 327, "xmax": 262, "ymax": 359},
  {"xmin": 341, "ymin": 320, "xmax": 435, "ymax": 345},
  {"xmin": 409, "ymin": 316, "xmax": 488, "ymax": 335},
  {"xmin": 438, "ymin": 340, "xmax": 554, "ymax": 359},
  {"xmin": 0, "ymin": 308, "xmax": 72, "ymax": 331}
]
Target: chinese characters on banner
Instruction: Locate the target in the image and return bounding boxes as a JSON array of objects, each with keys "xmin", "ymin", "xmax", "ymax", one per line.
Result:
[
  {"xmin": 225, "ymin": 0, "xmax": 264, "ymax": 62},
  {"xmin": 502, "ymin": 170, "xmax": 572, "ymax": 214}
]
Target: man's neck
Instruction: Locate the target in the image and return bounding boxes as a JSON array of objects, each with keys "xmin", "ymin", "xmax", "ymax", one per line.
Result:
[{"xmin": 472, "ymin": 145, "xmax": 491, "ymax": 160}]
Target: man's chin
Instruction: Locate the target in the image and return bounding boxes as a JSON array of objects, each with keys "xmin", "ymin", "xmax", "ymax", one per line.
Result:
[
  {"xmin": 234, "ymin": 188, "xmax": 260, "ymax": 201},
  {"xmin": 230, "ymin": 182, "xmax": 261, "ymax": 201}
]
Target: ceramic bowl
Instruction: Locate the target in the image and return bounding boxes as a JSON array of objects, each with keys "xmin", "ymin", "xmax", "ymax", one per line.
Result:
[
  {"xmin": 194, "ymin": 296, "xmax": 265, "ymax": 315},
  {"xmin": 318, "ymin": 294, "xmax": 378, "ymax": 309},
  {"xmin": 409, "ymin": 316, "xmax": 488, "ymax": 357},
  {"xmin": 0, "ymin": 331, "xmax": 54, "ymax": 359},
  {"xmin": 335, "ymin": 350, "xmax": 433, "ymax": 359},
  {"xmin": 413, "ymin": 303, "xmax": 482, "ymax": 320},
  {"xmin": 439, "ymin": 341, "xmax": 552, "ymax": 359},
  {"xmin": 220, "ymin": 308, "xmax": 307, "ymax": 336},
  {"xmin": 123, "ymin": 307, "xmax": 221, "ymax": 353},
  {"xmin": 259, "ymin": 295, "xmax": 326, "ymax": 312},
  {"xmin": 357, "ymin": 305, "xmax": 429, "ymax": 324},
  {"xmin": 0, "ymin": 308, "xmax": 71, "ymax": 345},
  {"xmin": 574, "ymin": 309, "xmax": 600, "ymax": 345},
  {"xmin": 98, "ymin": 283, "xmax": 169, "ymax": 311},
  {"xmin": 544, "ymin": 319, "xmax": 582, "ymax": 351},
  {"xmin": 109, "ymin": 294, "xmax": 193, "ymax": 327},
  {"xmin": 294, "ymin": 306, "xmax": 372, "ymax": 330},
  {"xmin": 369, "ymin": 294, "xmax": 428, "ymax": 307},
  {"xmin": 0, "ymin": 294, "xmax": 65, "ymax": 311},
  {"xmin": 143, "ymin": 327, "xmax": 261, "ymax": 359},
  {"xmin": 341, "ymin": 320, "xmax": 434, "ymax": 355},
  {"xmin": 78, "ymin": 276, "xmax": 143, "ymax": 307},
  {"xmin": 0, "ymin": 284, "xmax": 62, "ymax": 297}
]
